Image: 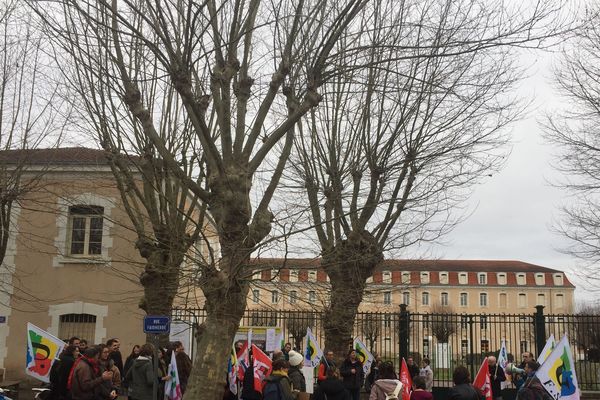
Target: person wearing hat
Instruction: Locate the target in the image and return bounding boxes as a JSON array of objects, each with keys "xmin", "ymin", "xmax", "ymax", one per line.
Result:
[{"xmin": 287, "ymin": 350, "xmax": 306, "ymax": 393}]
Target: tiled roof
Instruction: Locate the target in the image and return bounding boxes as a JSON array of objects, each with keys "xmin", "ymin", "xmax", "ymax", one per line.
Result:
[
  {"xmin": 0, "ymin": 147, "xmax": 110, "ymax": 165},
  {"xmin": 251, "ymin": 257, "xmax": 575, "ymax": 288}
]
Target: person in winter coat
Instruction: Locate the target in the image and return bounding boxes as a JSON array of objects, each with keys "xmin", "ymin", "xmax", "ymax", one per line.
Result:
[
  {"xmin": 340, "ymin": 349, "xmax": 364, "ymax": 400},
  {"xmin": 448, "ymin": 366, "xmax": 480, "ymax": 400},
  {"xmin": 126, "ymin": 343, "xmax": 170, "ymax": 400},
  {"xmin": 365, "ymin": 355, "xmax": 382, "ymax": 394},
  {"xmin": 419, "ymin": 358, "xmax": 433, "ymax": 392},
  {"xmin": 123, "ymin": 345, "xmax": 140, "ymax": 398},
  {"xmin": 50, "ymin": 345, "xmax": 79, "ymax": 400},
  {"xmin": 369, "ymin": 361, "xmax": 402, "ymax": 400},
  {"xmin": 313, "ymin": 367, "xmax": 351, "ymax": 400},
  {"xmin": 318, "ymin": 350, "xmax": 337, "ymax": 383},
  {"xmin": 410, "ymin": 376, "xmax": 433, "ymax": 400},
  {"xmin": 262, "ymin": 359, "xmax": 294, "ymax": 400},
  {"xmin": 407, "ymin": 357, "xmax": 420, "ymax": 381},
  {"xmin": 171, "ymin": 341, "xmax": 193, "ymax": 394},
  {"xmin": 98, "ymin": 344, "xmax": 121, "ymax": 393},
  {"xmin": 488, "ymin": 356, "xmax": 506, "ymax": 400},
  {"xmin": 516, "ymin": 361, "xmax": 553, "ymax": 400},
  {"xmin": 287, "ymin": 350, "xmax": 306, "ymax": 394},
  {"xmin": 69, "ymin": 347, "xmax": 114, "ymax": 400}
]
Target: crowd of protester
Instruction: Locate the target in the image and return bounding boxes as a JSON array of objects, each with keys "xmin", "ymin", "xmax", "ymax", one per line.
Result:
[{"xmin": 48, "ymin": 337, "xmax": 192, "ymax": 400}]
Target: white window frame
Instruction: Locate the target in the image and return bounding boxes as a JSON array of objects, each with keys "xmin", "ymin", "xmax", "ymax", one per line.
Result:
[
  {"xmin": 422, "ymin": 292, "xmax": 430, "ymax": 306},
  {"xmin": 497, "ymin": 273, "xmax": 507, "ymax": 285},
  {"xmin": 53, "ymin": 194, "xmax": 115, "ymax": 267},
  {"xmin": 289, "ymin": 290, "xmax": 297, "ymax": 304},
  {"xmin": 308, "ymin": 291, "xmax": 316, "ymax": 304},
  {"xmin": 535, "ymin": 273, "xmax": 545, "ymax": 285},
  {"xmin": 479, "ymin": 292, "xmax": 488, "ymax": 307},
  {"xmin": 252, "ymin": 289, "xmax": 260, "ymax": 304},
  {"xmin": 517, "ymin": 273, "xmax": 526, "ymax": 285},
  {"xmin": 67, "ymin": 206, "xmax": 105, "ymax": 257},
  {"xmin": 401, "ymin": 272, "xmax": 411, "ymax": 284},
  {"xmin": 478, "ymin": 273, "xmax": 487, "ymax": 285},
  {"xmin": 536, "ymin": 293, "xmax": 546, "ymax": 306},
  {"xmin": 439, "ymin": 272, "xmax": 449, "ymax": 284},
  {"xmin": 441, "ymin": 292, "xmax": 449, "ymax": 306},
  {"xmin": 518, "ymin": 293, "xmax": 527, "ymax": 308},
  {"xmin": 555, "ymin": 293, "xmax": 565, "ymax": 308},
  {"xmin": 252, "ymin": 270, "xmax": 262, "ymax": 280},
  {"xmin": 499, "ymin": 293, "xmax": 508, "ymax": 308},
  {"xmin": 308, "ymin": 270, "xmax": 317, "ymax": 282},
  {"xmin": 271, "ymin": 290, "xmax": 279, "ymax": 304},
  {"xmin": 460, "ymin": 292, "xmax": 468, "ymax": 307},
  {"xmin": 383, "ymin": 291, "xmax": 392, "ymax": 305},
  {"xmin": 553, "ymin": 273, "xmax": 564, "ymax": 286},
  {"xmin": 459, "ymin": 272, "xmax": 468, "ymax": 285},
  {"xmin": 289, "ymin": 269, "xmax": 299, "ymax": 282},
  {"xmin": 382, "ymin": 271, "xmax": 392, "ymax": 283},
  {"xmin": 420, "ymin": 272, "xmax": 430, "ymax": 284},
  {"xmin": 271, "ymin": 269, "xmax": 280, "ymax": 282},
  {"xmin": 402, "ymin": 291, "xmax": 410, "ymax": 305}
]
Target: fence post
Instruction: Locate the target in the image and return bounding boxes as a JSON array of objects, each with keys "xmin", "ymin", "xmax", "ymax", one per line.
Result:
[
  {"xmin": 399, "ymin": 304, "xmax": 409, "ymax": 365},
  {"xmin": 534, "ymin": 305, "xmax": 546, "ymax": 358},
  {"xmin": 468, "ymin": 314, "xmax": 475, "ymax": 380}
]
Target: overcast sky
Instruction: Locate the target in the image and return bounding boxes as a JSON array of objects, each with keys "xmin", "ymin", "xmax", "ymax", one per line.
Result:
[{"xmin": 422, "ymin": 48, "xmax": 597, "ymax": 305}]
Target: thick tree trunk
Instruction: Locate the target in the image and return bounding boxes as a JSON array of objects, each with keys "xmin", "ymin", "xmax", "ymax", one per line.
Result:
[
  {"xmin": 138, "ymin": 237, "xmax": 186, "ymax": 346},
  {"xmin": 183, "ymin": 268, "xmax": 249, "ymax": 400},
  {"xmin": 322, "ymin": 231, "xmax": 383, "ymax": 361}
]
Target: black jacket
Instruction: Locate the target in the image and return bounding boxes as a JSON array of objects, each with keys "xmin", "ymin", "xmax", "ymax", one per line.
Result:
[
  {"xmin": 448, "ymin": 383, "xmax": 481, "ymax": 400},
  {"xmin": 108, "ymin": 351, "xmax": 123, "ymax": 376},
  {"xmin": 288, "ymin": 366, "xmax": 306, "ymax": 392},
  {"xmin": 313, "ymin": 377, "xmax": 351, "ymax": 400},
  {"xmin": 340, "ymin": 359, "xmax": 364, "ymax": 390},
  {"xmin": 489, "ymin": 365, "xmax": 506, "ymax": 398},
  {"xmin": 408, "ymin": 363, "xmax": 420, "ymax": 380}
]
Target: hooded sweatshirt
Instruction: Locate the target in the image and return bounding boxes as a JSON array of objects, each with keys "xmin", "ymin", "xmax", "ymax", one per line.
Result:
[
  {"xmin": 369, "ymin": 379, "xmax": 403, "ymax": 400},
  {"xmin": 126, "ymin": 356, "xmax": 155, "ymax": 400}
]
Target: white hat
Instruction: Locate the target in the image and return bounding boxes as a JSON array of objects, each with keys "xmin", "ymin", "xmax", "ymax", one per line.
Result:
[{"xmin": 288, "ymin": 350, "xmax": 303, "ymax": 367}]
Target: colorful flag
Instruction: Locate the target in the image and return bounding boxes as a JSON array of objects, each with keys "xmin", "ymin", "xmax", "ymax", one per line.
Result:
[
  {"xmin": 26, "ymin": 323, "xmax": 65, "ymax": 383},
  {"xmin": 237, "ymin": 341, "xmax": 250, "ymax": 381},
  {"xmin": 304, "ymin": 327, "xmax": 323, "ymax": 368},
  {"xmin": 353, "ymin": 337, "xmax": 374, "ymax": 375},
  {"xmin": 538, "ymin": 334, "xmax": 556, "ymax": 365},
  {"xmin": 399, "ymin": 358, "xmax": 413, "ymax": 400},
  {"xmin": 473, "ymin": 357, "xmax": 493, "ymax": 400},
  {"xmin": 165, "ymin": 350, "xmax": 182, "ymax": 400},
  {"xmin": 227, "ymin": 344, "xmax": 238, "ymax": 395},
  {"xmin": 252, "ymin": 344, "xmax": 272, "ymax": 393},
  {"xmin": 535, "ymin": 335, "xmax": 580, "ymax": 400}
]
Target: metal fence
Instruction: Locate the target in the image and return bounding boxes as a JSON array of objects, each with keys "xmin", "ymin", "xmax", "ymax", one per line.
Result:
[{"xmin": 172, "ymin": 306, "xmax": 600, "ymax": 391}]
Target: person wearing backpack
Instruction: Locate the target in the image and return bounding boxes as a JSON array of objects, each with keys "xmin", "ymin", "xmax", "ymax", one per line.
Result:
[
  {"xmin": 287, "ymin": 351, "xmax": 306, "ymax": 394},
  {"xmin": 262, "ymin": 359, "xmax": 294, "ymax": 400},
  {"xmin": 368, "ymin": 361, "xmax": 402, "ymax": 400}
]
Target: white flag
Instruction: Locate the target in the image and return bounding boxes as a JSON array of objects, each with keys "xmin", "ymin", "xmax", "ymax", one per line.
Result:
[
  {"xmin": 538, "ymin": 334, "xmax": 556, "ymax": 365},
  {"xmin": 165, "ymin": 353, "xmax": 182, "ymax": 400},
  {"xmin": 353, "ymin": 337, "xmax": 375, "ymax": 375},
  {"xmin": 497, "ymin": 339, "xmax": 509, "ymax": 370},
  {"xmin": 535, "ymin": 335, "xmax": 579, "ymax": 400},
  {"xmin": 304, "ymin": 327, "xmax": 323, "ymax": 368}
]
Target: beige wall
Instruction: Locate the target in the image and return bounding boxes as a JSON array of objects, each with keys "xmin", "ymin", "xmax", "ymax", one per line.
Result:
[{"xmin": 3, "ymin": 170, "xmax": 146, "ymax": 380}]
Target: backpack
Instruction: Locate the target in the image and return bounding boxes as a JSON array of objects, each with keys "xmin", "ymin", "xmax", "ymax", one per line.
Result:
[
  {"xmin": 262, "ymin": 378, "xmax": 284, "ymax": 400},
  {"xmin": 385, "ymin": 381, "xmax": 403, "ymax": 400}
]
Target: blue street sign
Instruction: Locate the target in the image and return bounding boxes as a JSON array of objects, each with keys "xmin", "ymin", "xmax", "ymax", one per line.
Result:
[{"xmin": 143, "ymin": 316, "xmax": 170, "ymax": 334}]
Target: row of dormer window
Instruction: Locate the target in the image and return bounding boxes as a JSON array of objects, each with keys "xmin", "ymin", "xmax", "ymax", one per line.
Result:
[{"xmin": 252, "ymin": 269, "xmax": 565, "ymax": 286}]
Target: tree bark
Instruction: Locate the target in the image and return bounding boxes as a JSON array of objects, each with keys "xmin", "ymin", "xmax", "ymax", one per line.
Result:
[{"xmin": 322, "ymin": 231, "xmax": 383, "ymax": 360}]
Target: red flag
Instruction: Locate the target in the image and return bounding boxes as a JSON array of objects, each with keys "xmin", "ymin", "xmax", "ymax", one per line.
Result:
[
  {"xmin": 473, "ymin": 357, "xmax": 493, "ymax": 400},
  {"xmin": 399, "ymin": 358, "xmax": 413, "ymax": 400},
  {"xmin": 237, "ymin": 342, "xmax": 249, "ymax": 381},
  {"xmin": 252, "ymin": 344, "xmax": 272, "ymax": 393}
]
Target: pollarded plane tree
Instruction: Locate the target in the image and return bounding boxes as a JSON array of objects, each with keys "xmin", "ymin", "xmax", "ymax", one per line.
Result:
[
  {"xmin": 29, "ymin": 0, "xmax": 372, "ymax": 397},
  {"xmin": 286, "ymin": 0, "xmax": 566, "ymax": 357}
]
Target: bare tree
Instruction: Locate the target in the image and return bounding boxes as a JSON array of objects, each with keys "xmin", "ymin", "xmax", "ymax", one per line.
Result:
[
  {"xmin": 428, "ymin": 304, "xmax": 458, "ymax": 343},
  {"xmin": 0, "ymin": 1, "xmax": 65, "ymax": 279},
  {"xmin": 545, "ymin": 7, "xmax": 600, "ymax": 289},
  {"xmin": 286, "ymin": 312, "xmax": 315, "ymax": 350},
  {"xmin": 573, "ymin": 303, "xmax": 600, "ymax": 362},
  {"xmin": 361, "ymin": 313, "xmax": 380, "ymax": 351},
  {"xmin": 29, "ymin": 0, "xmax": 370, "ymax": 397},
  {"xmin": 287, "ymin": 0, "xmax": 564, "ymax": 357}
]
